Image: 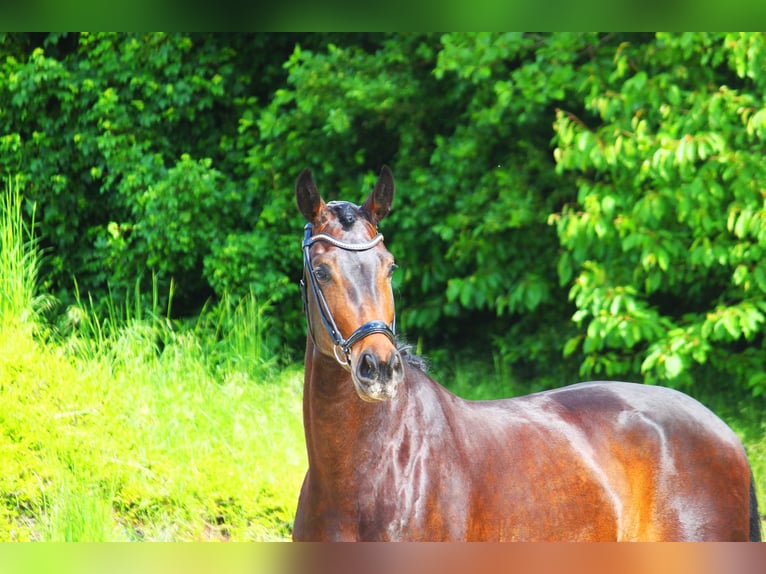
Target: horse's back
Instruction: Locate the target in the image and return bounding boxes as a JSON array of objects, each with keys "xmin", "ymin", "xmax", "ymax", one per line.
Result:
[{"xmin": 494, "ymin": 381, "xmax": 752, "ymax": 541}]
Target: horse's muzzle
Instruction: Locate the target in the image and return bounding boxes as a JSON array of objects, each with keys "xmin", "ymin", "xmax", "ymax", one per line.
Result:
[{"xmin": 352, "ymin": 348, "xmax": 404, "ymax": 402}]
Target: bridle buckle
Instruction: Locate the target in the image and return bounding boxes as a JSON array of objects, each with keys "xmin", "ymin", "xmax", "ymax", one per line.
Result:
[{"xmin": 333, "ymin": 344, "xmax": 349, "ymax": 366}]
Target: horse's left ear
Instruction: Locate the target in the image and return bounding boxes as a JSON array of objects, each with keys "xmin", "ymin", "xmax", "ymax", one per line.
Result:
[{"xmin": 361, "ymin": 165, "xmax": 395, "ymax": 225}]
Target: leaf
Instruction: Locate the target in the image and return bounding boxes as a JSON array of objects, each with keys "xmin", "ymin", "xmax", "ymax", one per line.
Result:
[
  {"xmin": 446, "ymin": 279, "xmax": 461, "ymax": 303},
  {"xmin": 524, "ymin": 283, "xmax": 544, "ymax": 311},
  {"xmin": 734, "ymin": 209, "xmax": 751, "ymax": 238},
  {"xmin": 557, "ymin": 251, "xmax": 573, "ymax": 286},
  {"xmin": 664, "ymin": 354, "xmax": 683, "ymax": 379},
  {"xmin": 563, "ymin": 336, "xmax": 581, "ymax": 357},
  {"xmin": 460, "ymin": 280, "xmax": 474, "ymax": 308},
  {"xmin": 656, "ymin": 248, "xmax": 670, "ymax": 272},
  {"xmin": 753, "ymin": 265, "xmax": 766, "ymax": 293},
  {"xmin": 720, "ymin": 313, "xmax": 741, "ymax": 340}
]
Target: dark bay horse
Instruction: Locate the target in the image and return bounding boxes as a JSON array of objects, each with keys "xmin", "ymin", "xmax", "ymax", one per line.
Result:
[{"xmin": 292, "ymin": 166, "xmax": 762, "ymax": 542}]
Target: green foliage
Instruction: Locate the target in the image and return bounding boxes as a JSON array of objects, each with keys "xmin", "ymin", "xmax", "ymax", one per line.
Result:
[
  {"xmin": 102, "ymin": 154, "xmax": 248, "ymax": 311},
  {"xmin": 552, "ymin": 32, "xmax": 766, "ymax": 395},
  {"xmin": 0, "ymin": 33, "xmax": 262, "ymax": 311},
  {"xmin": 2, "ymin": 33, "xmax": 766, "ymax": 397}
]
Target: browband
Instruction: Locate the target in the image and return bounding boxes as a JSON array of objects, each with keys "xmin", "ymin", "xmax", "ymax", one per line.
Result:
[{"xmin": 302, "ymin": 225, "xmax": 384, "ymax": 251}]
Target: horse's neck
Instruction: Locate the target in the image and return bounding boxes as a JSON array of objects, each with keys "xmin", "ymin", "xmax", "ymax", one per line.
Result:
[{"xmin": 302, "ymin": 345, "xmax": 402, "ymax": 487}]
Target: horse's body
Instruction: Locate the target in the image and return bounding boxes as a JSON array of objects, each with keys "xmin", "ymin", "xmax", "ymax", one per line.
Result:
[{"xmin": 292, "ymin": 166, "xmax": 761, "ymax": 542}]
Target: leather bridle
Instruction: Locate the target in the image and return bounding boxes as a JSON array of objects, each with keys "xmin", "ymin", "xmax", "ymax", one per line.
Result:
[{"xmin": 300, "ymin": 223, "xmax": 396, "ymax": 366}]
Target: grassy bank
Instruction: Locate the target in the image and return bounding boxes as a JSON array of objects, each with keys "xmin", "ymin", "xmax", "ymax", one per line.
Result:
[
  {"xmin": 0, "ymin": 311, "xmax": 306, "ymax": 541},
  {"xmin": 0, "ymin": 181, "xmax": 305, "ymax": 540}
]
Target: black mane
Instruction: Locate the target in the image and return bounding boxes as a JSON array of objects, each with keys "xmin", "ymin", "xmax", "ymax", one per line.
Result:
[{"xmin": 396, "ymin": 339, "xmax": 428, "ymax": 372}]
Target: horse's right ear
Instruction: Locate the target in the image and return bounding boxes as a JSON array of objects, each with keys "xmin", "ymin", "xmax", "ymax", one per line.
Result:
[
  {"xmin": 361, "ymin": 165, "xmax": 395, "ymax": 226},
  {"xmin": 296, "ymin": 168, "xmax": 325, "ymax": 223}
]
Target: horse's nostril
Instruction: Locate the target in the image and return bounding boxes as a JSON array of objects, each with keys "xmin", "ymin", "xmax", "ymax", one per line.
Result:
[{"xmin": 359, "ymin": 351, "xmax": 378, "ymax": 381}]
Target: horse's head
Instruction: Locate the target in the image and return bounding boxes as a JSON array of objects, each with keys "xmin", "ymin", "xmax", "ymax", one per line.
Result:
[{"xmin": 296, "ymin": 166, "xmax": 404, "ymax": 402}]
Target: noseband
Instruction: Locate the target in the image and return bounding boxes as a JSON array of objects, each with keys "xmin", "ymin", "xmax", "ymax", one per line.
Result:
[{"xmin": 301, "ymin": 223, "xmax": 396, "ymax": 366}]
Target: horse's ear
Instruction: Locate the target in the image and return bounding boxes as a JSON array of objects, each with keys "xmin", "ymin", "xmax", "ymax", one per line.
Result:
[
  {"xmin": 296, "ymin": 168, "xmax": 325, "ymax": 223},
  {"xmin": 361, "ymin": 165, "xmax": 395, "ymax": 226}
]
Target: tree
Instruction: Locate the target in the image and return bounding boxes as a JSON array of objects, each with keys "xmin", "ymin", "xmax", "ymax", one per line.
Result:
[{"xmin": 552, "ymin": 33, "xmax": 766, "ymax": 395}]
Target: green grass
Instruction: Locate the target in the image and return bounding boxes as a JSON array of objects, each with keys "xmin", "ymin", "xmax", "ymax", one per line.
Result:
[
  {"xmin": 1, "ymin": 177, "xmax": 38, "ymax": 330},
  {"xmin": 0, "ymin": 305, "xmax": 306, "ymax": 541},
  {"xmin": 0, "ymin": 179, "xmax": 306, "ymax": 541},
  {"xmin": 0, "ymin": 304, "xmax": 306, "ymax": 541}
]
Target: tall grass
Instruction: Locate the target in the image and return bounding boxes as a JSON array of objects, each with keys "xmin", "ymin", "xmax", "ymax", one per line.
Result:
[
  {"xmin": 0, "ymin": 177, "xmax": 41, "ymax": 329},
  {"xmin": 0, "ymin": 179, "xmax": 306, "ymax": 541}
]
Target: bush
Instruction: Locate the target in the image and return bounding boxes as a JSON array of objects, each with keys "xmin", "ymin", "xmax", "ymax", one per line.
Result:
[{"xmin": 2, "ymin": 33, "xmax": 766, "ymax": 397}]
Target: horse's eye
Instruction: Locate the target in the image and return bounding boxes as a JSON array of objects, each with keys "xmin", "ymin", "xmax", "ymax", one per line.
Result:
[
  {"xmin": 388, "ymin": 263, "xmax": 398, "ymax": 278},
  {"xmin": 313, "ymin": 266, "xmax": 331, "ymax": 282}
]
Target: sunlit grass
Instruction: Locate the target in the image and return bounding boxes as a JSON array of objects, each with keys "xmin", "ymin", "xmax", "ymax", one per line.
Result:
[
  {"xmin": 0, "ymin": 176, "xmax": 49, "ymax": 331},
  {"xmin": 0, "ymin": 302, "xmax": 306, "ymax": 541},
  {"xmin": 0, "ymin": 179, "xmax": 306, "ymax": 541}
]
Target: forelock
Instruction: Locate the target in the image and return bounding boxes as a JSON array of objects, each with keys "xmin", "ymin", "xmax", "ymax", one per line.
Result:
[{"xmin": 327, "ymin": 201, "xmax": 361, "ymax": 230}]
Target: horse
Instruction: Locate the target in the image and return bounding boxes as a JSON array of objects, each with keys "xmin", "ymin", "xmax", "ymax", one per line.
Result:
[{"xmin": 291, "ymin": 166, "xmax": 762, "ymax": 542}]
